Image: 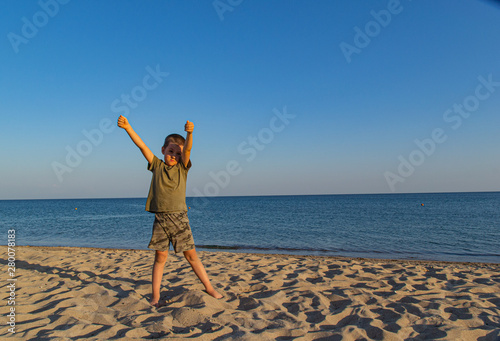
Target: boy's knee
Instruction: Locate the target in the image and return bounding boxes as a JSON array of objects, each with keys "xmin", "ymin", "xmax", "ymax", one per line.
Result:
[
  {"xmin": 183, "ymin": 249, "xmax": 198, "ymax": 263},
  {"xmin": 155, "ymin": 257, "xmax": 167, "ymax": 265},
  {"xmin": 154, "ymin": 251, "xmax": 168, "ymax": 264}
]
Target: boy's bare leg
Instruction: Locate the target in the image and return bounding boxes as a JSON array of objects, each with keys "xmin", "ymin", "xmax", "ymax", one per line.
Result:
[
  {"xmin": 183, "ymin": 249, "xmax": 223, "ymax": 299},
  {"xmin": 151, "ymin": 250, "xmax": 169, "ymax": 307}
]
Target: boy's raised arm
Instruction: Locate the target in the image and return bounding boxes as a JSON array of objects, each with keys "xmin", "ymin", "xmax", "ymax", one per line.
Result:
[
  {"xmin": 182, "ymin": 120, "xmax": 193, "ymax": 167},
  {"xmin": 117, "ymin": 115, "xmax": 154, "ymax": 164}
]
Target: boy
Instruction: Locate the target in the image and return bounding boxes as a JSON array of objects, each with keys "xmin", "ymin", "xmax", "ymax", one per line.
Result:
[{"xmin": 117, "ymin": 115, "xmax": 223, "ymax": 307}]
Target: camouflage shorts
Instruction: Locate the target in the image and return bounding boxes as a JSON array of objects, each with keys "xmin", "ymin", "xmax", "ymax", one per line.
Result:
[{"xmin": 148, "ymin": 212, "xmax": 195, "ymax": 253}]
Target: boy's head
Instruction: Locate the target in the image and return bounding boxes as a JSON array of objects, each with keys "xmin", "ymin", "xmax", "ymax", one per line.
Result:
[
  {"xmin": 163, "ymin": 134, "xmax": 185, "ymax": 148},
  {"xmin": 161, "ymin": 134, "xmax": 185, "ymax": 166}
]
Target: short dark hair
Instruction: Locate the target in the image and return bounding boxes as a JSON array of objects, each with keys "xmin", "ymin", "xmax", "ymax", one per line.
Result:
[{"xmin": 163, "ymin": 134, "xmax": 185, "ymax": 148}]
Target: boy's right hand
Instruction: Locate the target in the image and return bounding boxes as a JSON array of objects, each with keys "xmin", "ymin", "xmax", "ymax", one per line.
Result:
[
  {"xmin": 117, "ymin": 115, "xmax": 131, "ymax": 130},
  {"xmin": 117, "ymin": 115, "xmax": 154, "ymax": 163}
]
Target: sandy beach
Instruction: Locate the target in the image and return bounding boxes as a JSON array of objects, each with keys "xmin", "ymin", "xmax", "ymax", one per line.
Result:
[{"xmin": 2, "ymin": 246, "xmax": 500, "ymax": 340}]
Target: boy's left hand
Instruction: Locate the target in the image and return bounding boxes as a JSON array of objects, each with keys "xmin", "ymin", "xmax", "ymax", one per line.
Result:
[{"xmin": 185, "ymin": 120, "xmax": 194, "ymax": 133}]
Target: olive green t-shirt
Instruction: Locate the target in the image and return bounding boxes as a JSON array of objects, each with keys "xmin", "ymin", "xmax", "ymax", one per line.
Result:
[{"xmin": 145, "ymin": 155, "xmax": 192, "ymax": 213}]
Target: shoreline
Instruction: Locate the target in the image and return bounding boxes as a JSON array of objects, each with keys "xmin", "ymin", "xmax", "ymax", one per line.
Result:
[
  {"xmin": 9, "ymin": 244, "xmax": 500, "ymax": 266},
  {"xmin": 4, "ymin": 245, "xmax": 500, "ymax": 339}
]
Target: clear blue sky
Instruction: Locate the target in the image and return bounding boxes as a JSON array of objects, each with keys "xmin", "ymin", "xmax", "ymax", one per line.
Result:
[{"xmin": 1, "ymin": 0, "xmax": 499, "ymax": 200}]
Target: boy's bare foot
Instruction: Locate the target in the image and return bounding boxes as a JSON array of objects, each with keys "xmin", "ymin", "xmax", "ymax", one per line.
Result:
[
  {"xmin": 206, "ymin": 288, "xmax": 223, "ymax": 299},
  {"xmin": 150, "ymin": 299, "xmax": 168, "ymax": 308}
]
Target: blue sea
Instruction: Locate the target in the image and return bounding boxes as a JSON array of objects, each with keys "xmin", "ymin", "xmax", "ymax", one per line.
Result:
[{"xmin": 1, "ymin": 192, "xmax": 499, "ymax": 263}]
